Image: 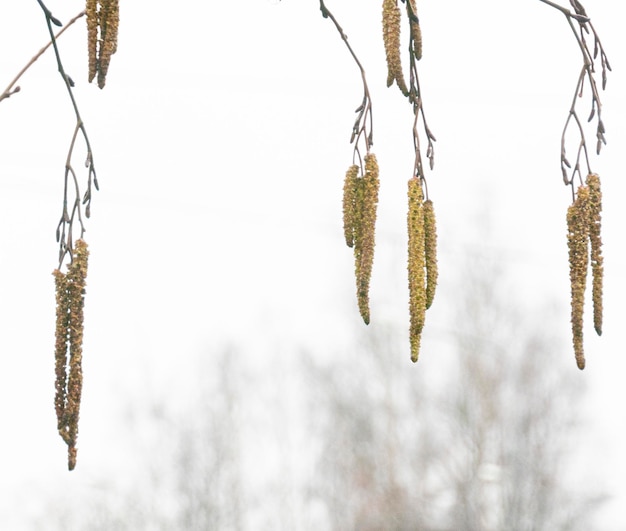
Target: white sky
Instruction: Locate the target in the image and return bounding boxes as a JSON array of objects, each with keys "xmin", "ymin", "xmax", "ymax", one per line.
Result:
[{"xmin": 1, "ymin": 0, "xmax": 625, "ymax": 528}]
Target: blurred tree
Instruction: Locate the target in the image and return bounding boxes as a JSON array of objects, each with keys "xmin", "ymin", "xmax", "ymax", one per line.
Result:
[{"xmin": 304, "ymin": 250, "xmax": 604, "ymax": 530}]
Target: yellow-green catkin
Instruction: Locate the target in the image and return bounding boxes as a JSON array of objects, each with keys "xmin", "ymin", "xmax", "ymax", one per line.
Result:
[
  {"xmin": 356, "ymin": 154, "xmax": 380, "ymax": 324},
  {"xmin": 53, "ymin": 239, "xmax": 89, "ymax": 470},
  {"xmin": 423, "ymin": 199, "xmax": 437, "ymax": 309},
  {"xmin": 586, "ymin": 173, "xmax": 603, "ymax": 336},
  {"xmin": 382, "ymin": 0, "xmax": 409, "ymax": 96},
  {"xmin": 343, "ymin": 165, "xmax": 360, "ymax": 248},
  {"xmin": 567, "ymin": 186, "xmax": 590, "ymax": 370},
  {"xmin": 407, "ymin": 177, "xmax": 426, "ymax": 362}
]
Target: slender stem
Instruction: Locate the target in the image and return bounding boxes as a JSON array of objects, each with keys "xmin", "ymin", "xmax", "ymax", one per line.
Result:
[
  {"xmin": 537, "ymin": 0, "xmax": 589, "ymax": 22},
  {"xmin": 0, "ymin": 11, "xmax": 86, "ymax": 103},
  {"xmin": 319, "ymin": 0, "xmax": 374, "ymax": 154},
  {"xmin": 35, "ymin": 0, "xmax": 98, "ymax": 267}
]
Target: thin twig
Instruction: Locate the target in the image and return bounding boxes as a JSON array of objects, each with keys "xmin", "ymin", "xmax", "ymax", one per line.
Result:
[
  {"xmin": 319, "ymin": 0, "xmax": 374, "ymax": 167},
  {"xmin": 35, "ymin": 1, "xmax": 99, "ymax": 267},
  {"xmin": 0, "ymin": 11, "xmax": 85, "ymax": 103},
  {"xmin": 407, "ymin": 12, "xmax": 436, "ymax": 197},
  {"xmin": 538, "ymin": 0, "xmax": 589, "ymax": 22},
  {"xmin": 539, "ymin": 0, "xmax": 610, "ymax": 191}
]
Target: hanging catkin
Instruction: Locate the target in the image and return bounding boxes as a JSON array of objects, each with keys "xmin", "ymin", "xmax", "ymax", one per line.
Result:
[
  {"xmin": 356, "ymin": 154, "xmax": 380, "ymax": 324},
  {"xmin": 567, "ymin": 186, "xmax": 590, "ymax": 370},
  {"xmin": 53, "ymin": 239, "xmax": 89, "ymax": 469},
  {"xmin": 407, "ymin": 177, "xmax": 426, "ymax": 362},
  {"xmin": 423, "ymin": 199, "xmax": 437, "ymax": 309},
  {"xmin": 586, "ymin": 173, "xmax": 603, "ymax": 336},
  {"xmin": 86, "ymin": 0, "xmax": 119, "ymax": 88},
  {"xmin": 382, "ymin": 0, "xmax": 409, "ymax": 96}
]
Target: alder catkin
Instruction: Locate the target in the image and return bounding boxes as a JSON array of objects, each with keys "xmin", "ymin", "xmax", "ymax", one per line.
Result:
[
  {"xmin": 97, "ymin": 0, "xmax": 119, "ymax": 88},
  {"xmin": 411, "ymin": 20, "xmax": 423, "ymax": 61},
  {"xmin": 423, "ymin": 199, "xmax": 437, "ymax": 309},
  {"xmin": 53, "ymin": 239, "xmax": 89, "ymax": 470},
  {"xmin": 342, "ymin": 165, "xmax": 360, "ymax": 248},
  {"xmin": 586, "ymin": 173, "xmax": 603, "ymax": 336},
  {"xmin": 407, "ymin": 177, "xmax": 426, "ymax": 362},
  {"xmin": 356, "ymin": 154, "xmax": 380, "ymax": 324},
  {"xmin": 86, "ymin": 0, "xmax": 98, "ymax": 83},
  {"xmin": 53, "ymin": 269, "xmax": 70, "ymax": 431},
  {"xmin": 382, "ymin": 0, "xmax": 409, "ymax": 96},
  {"xmin": 406, "ymin": 0, "xmax": 422, "ymax": 61},
  {"xmin": 567, "ymin": 186, "xmax": 590, "ymax": 370},
  {"xmin": 66, "ymin": 239, "xmax": 88, "ymax": 469}
]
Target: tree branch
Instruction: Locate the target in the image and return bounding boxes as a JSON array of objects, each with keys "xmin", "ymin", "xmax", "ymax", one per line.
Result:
[
  {"xmin": 35, "ymin": 1, "xmax": 99, "ymax": 267},
  {"xmin": 0, "ymin": 11, "xmax": 85, "ymax": 104}
]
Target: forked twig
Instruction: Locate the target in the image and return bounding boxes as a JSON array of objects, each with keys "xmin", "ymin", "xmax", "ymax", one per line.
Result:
[
  {"xmin": 35, "ymin": 1, "xmax": 99, "ymax": 267},
  {"xmin": 539, "ymin": 0, "xmax": 610, "ymax": 193},
  {"xmin": 408, "ymin": 47, "xmax": 436, "ymax": 198},
  {"xmin": 319, "ymin": 0, "xmax": 374, "ymax": 169}
]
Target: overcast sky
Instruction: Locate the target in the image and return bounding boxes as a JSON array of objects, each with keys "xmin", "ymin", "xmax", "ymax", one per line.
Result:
[{"xmin": 1, "ymin": 0, "xmax": 625, "ymax": 528}]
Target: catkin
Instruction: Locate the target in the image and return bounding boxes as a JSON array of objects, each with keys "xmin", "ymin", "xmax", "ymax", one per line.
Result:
[
  {"xmin": 356, "ymin": 154, "xmax": 380, "ymax": 324},
  {"xmin": 86, "ymin": 0, "xmax": 98, "ymax": 83},
  {"xmin": 53, "ymin": 270, "xmax": 70, "ymax": 432},
  {"xmin": 567, "ymin": 186, "xmax": 590, "ymax": 370},
  {"xmin": 382, "ymin": 0, "xmax": 409, "ymax": 96},
  {"xmin": 586, "ymin": 173, "xmax": 603, "ymax": 336},
  {"xmin": 407, "ymin": 177, "xmax": 426, "ymax": 362},
  {"xmin": 343, "ymin": 165, "xmax": 360, "ymax": 248},
  {"xmin": 53, "ymin": 239, "xmax": 89, "ymax": 470},
  {"xmin": 423, "ymin": 199, "xmax": 437, "ymax": 309},
  {"xmin": 97, "ymin": 0, "xmax": 119, "ymax": 88},
  {"xmin": 411, "ymin": 20, "xmax": 422, "ymax": 61},
  {"xmin": 86, "ymin": 0, "xmax": 119, "ymax": 88},
  {"xmin": 406, "ymin": 0, "xmax": 422, "ymax": 61}
]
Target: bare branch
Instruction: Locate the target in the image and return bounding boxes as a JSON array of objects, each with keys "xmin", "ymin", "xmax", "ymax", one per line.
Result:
[
  {"xmin": 319, "ymin": 0, "xmax": 374, "ymax": 164},
  {"xmin": 35, "ymin": 1, "xmax": 99, "ymax": 268},
  {"xmin": 539, "ymin": 0, "xmax": 610, "ymax": 190},
  {"xmin": 0, "ymin": 11, "xmax": 85, "ymax": 103}
]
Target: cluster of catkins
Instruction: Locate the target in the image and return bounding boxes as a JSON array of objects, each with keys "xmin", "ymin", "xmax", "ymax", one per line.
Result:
[
  {"xmin": 342, "ymin": 154, "xmax": 380, "ymax": 325},
  {"xmin": 407, "ymin": 178, "xmax": 437, "ymax": 362},
  {"xmin": 567, "ymin": 173, "xmax": 603, "ymax": 370},
  {"xmin": 382, "ymin": 0, "xmax": 422, "ymax": 97},
  {"xmin": 86, "ymin": 0, "xmax": 119, "ymax": 88},
  {"xmin": 53, "ymin": 240, "xmax": 89, "ymax": 470}
]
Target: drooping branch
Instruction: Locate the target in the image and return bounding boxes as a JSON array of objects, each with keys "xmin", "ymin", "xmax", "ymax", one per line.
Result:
[
  {"xmin": 320, "ymin": 1, "xmax": 381, "ymax": 325},
  {"xmin": 539, "ymin": 0, "xmax": 610, "ymax": 191},
  {"xmin": 540, "ymin": 1, "xmax": 608, "ymax": 370},
  {"xmin": 35, "ymin": 0, "xmax": 99, "ymax": 268},
  {"xmin": 319, "ymin": 0, "xmax": 374, "ymax": 164}
]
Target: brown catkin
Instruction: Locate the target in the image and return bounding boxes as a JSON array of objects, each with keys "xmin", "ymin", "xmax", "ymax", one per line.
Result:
[
  {"xmin": 567, "ymin": 186, "xmax": 590, "ymax": 370},
  {"xmin": 65, "ymin": 239, "xmax": 88, "ymax": 469},
  {"xmin": 382, "ymin": 0, "xmax": 409, "ymax": 96},
  {"xmin": 97, "ymin": 0, "xmax": 119, "ymax": 88},
  {"xmin": 86, "ymin": 0, "xmax": 98, "ymax": 83},
  {"xmin": 356, "ymin": 154, "xmax": 380, "ymax": 324},
  {"xmin": 342, "ymin": 165, "xmax": 360, "ymax": 248},
  {"xmin": 53, "ymin": 269, "xmax": 70, "ymax": 431},
  {"xmin": 407, "ymin": 0, "xmax": 422, "ymax": 61},
  {"xmin": 586, "ymin": 173, "xmax": 603, "ymax": 336},
  {"xmin": 53, "ymin": 240, "xmax": 89, "ymax": 470},
  {"xmin": 407, "ymin": 177, "xmax": 426, "ymax": 362},
  {"xmin": 411, "ymin": 20, "xmax": 422, "ymax": 61},
  {"xmin": 423, "ymin": 199, "xmax": 437, "ymax": 309}
]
